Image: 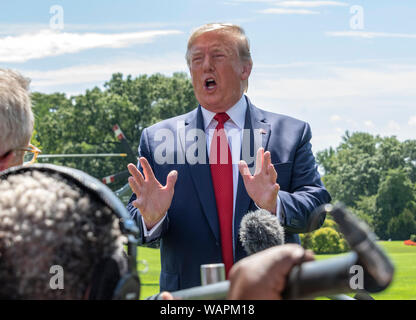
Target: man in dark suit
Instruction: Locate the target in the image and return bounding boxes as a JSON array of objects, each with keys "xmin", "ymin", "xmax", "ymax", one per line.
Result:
[{"xmin": 127, "ymin": 23, "xmax": 331, "ymax": 292}]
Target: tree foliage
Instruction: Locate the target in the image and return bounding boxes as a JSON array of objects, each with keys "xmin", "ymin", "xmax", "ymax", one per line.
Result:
[
  {"xmin": 31, "ymin": 72, "xmax": 197, "ymax": 190},
  {"xmin": 300, "ymin": 217, "xmax": 348, "ymax": 254},
  {"xmin": 311, "ymin": 227, "xmax": 347, "ymax": 254},
  {"xmin": 387, "ymin": 209, "xmax": 416, "ymax": 241},
  {"xmin": 317, "ymin": 132, "xmax": 416, "ymax": 240},
  {"xmin": 30, "ymin": 73, "xmax": 416, "ymax": 241}
]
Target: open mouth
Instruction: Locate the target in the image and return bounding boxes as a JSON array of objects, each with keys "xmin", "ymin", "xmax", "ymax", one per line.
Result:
[{"xmin": 204, "ymin": 78, "xmax": 217, "ymax": 90}]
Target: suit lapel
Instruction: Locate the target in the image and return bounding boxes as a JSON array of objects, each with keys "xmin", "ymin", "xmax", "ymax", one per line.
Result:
[
  {"xmin": 178, "ymin": 100, "xmax": 273, "ymax": 251},
  {"xmin": 234, "ymin": 97, "xmax": 271, "ymax": 251},
  {"xmin": 179, "ymin": 106, "xmax": 220, "ymax": 243}
]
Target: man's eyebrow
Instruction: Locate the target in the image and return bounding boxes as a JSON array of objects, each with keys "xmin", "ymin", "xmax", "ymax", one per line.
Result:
[
  {"xmin": 211, "ymin": 47, "xmax": 226, "ymax": 52},
  {"xmin": 190, "ymin": 50, "xmax": 203, "ymax": 56},
  {"xmin": 191, "ymin": 47, "xmax": 228, "ymax": 55}
]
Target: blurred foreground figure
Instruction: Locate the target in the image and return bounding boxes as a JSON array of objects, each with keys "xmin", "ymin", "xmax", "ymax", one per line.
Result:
[
  {"xmin": 159, "ymin": 244, "xmax": 314, "ymax": 300},
  {"xmin": 0, "ymin": 166, "xmax": 136, "ymax": 299},
  {"xmin": 227, "ymin": 244, "xmax": 314, "ymax": 300},
  {"xmin": 0, "ymin": 69, "xmax": 38, "ymax": 171}
]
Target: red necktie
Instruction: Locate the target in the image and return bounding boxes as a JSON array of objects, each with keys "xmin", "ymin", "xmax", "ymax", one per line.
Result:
[{"xmin": 209, "ymin": 113, "xmax": 234, "ymax": 278}]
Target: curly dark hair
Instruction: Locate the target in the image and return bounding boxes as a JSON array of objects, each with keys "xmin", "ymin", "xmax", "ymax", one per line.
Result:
[{"xmin": 0, "ymin": 170, "xmax": 126, "ymax": 299}]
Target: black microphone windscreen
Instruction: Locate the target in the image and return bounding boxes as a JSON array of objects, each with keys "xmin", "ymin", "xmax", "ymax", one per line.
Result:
[{"xmin": 239, "ymin": 209, "xmax": 285, "ymax": 256}]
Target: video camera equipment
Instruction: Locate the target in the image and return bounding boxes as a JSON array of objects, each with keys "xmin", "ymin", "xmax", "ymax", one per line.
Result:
[{"xmin": 0, "ymin": 164, "xmax": 141, "ymax": 300}]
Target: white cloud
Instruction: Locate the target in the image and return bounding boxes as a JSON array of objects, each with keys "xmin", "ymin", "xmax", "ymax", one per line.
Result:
[
  {"xmin": 326, "ymin": 31, "xmax": 416, "ymax": 39},
  {"xmin": 248, "ymin": 61, "xmax": 416, "ymax": 153},
  {"xmin": 259, "ymin": 8, "xmax": 319, "ymax": 14},
  {"xmin": 409, "ymin": 116, "xmax": 416, "ymax": 126},
  {"xmin": 255, "ymin": 58, "xmax": 400, "ymax": 69},
  {"xmin": 245, "ymin": 0, "xmax": 347, "ymax": 14},
  {"xmin": 388, "ymin": 120, "xmax": 401, "ymax": 131},
  {"xmin": 0, "ymin": 22, "xmax": 189, "ymax": 35},
  {"xmin": 311, "ymin": 132, "xmax": 344, "ymax": 153},
  {"xmin": 0, "ymin": 29, "xmax": 182, "ymax": 63},
  {"xmin": 364, "ymin": 120, "xmax": 375, "ymax": 128},
  {"xmin": 24, "ymin": 53, "xmax": 188, "ymax": 93},
  {"xmin": 0, "ymin": 23, "xmax": 48, "ymax": 36},
  {"xmin": 330, "ymin": 115, "xmax": 341, "ymax": 122},
  {"xmin": 250, "ymin": 64, "xmax": 416, "ymax": 101},
  {"xmin": 274, "ymin": 1, "xmax": 348, "ymax": 7},
  {"xmin": 229, "ymin": 0, "xmax": 347, "ymax": 5}
]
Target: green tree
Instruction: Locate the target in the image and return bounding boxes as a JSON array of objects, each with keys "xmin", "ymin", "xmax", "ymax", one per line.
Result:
[
  {"xmin": 354, "ymin": 194, "xmax": 377, "ymax": 230},
  {"xmin": 387, "ymin": 209, "xmax": 416, "ymax": 240},
  {"xmin": 300, "ymin": 217, "xmax": 348, "ymax": 254},
  {"xmin": 374, "ymin": 169, "xmax": 416, "ymax": 238},
  {"xmin": 31, "ymin": 92, "xmax": 73, "ymax": 154},
  {"xmin": 316, "ymin": 132, "xmax": 416, "ymax": 240},
  {"xmin": 311, "ymin": 227, "xmax": 347, "ymax": 254},
  {"xmin": 317, "ymin": 132, "xmax": 381, "ymax": 207},
  {"xmin": 403, "ymin": 140, "xmax": 416, "ymax": 183},
  {"xmin": 31, "ymin": 72, "xmax": 198, "ymax": 190}
]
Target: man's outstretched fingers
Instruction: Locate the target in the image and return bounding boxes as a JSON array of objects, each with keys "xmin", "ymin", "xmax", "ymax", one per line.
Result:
[
  {"xmin": 269, "ymin": 163, "xmax": 278, "ymax": 181},
  {"xmin": 127, "ymin": 163, "xmax": 144, "ymax": 186},
  {"xmin": 264, "ymin": 151, "xmax": 271, "ymax": 174},
  {"xmin": 128, "ymin": 176, "xmax": 141, "ymax": 196},
  {"xmin": 139, "ymin": 157, "xmax": 156, "ymax": 182},
  {"xmin": 166, "ymin": 170, "xmax": 178, "ymax": 190},
  {"xmin": 238, "ymin": 160, "xmax": 252, "ymax": 178},
  {"xmin": 273, "ymin": 183, "xmax": 280, "ymax": 194},
  {"xmin": 254, "ymin": 148, "xmax": 264, "ymax": 175}
]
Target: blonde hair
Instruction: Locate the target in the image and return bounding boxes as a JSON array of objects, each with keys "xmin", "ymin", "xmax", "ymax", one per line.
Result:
[
  {"xmin": 0, "ymin": 69, "xmax": 34, "ymax": 155},
  {"xmin": 186, "ymin": 23, "xmax": 253, "ymax": 92}
]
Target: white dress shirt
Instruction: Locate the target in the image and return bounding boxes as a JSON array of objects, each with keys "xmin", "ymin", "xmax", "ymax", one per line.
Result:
[{"xmin": 141, "ymin": 94, "xmax": 283, "ymax": 240}]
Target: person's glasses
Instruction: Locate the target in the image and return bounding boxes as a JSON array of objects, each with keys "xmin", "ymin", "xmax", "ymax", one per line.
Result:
[{"xmin": 17, "ymin": 144, "xmax": 42, "ymax": 165}]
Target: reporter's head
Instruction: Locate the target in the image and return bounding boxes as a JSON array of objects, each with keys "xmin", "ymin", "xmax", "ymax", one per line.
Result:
[
  {"xmin": 0, "ymin": 169, "xmax": 127, "ymax": 299},
  {"xmin": 0, "ymin": 69, "xmax": 34, "ymax": 171}
]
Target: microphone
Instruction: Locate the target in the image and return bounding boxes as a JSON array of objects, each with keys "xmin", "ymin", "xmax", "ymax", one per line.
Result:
[
  {"xmin": 239, "ymin": 208, "xmax": 285, "ymax": 255},
  {"xmin": 147, "ymin": 209, "xmax": 284, "ymax": 300},
  {"xmin": 239, "ymin": 208, "xmax": 355, "ymax": 300},
  {"xmin": 281, "ymin": 204, "xmax": 394, "ymax": 299}
]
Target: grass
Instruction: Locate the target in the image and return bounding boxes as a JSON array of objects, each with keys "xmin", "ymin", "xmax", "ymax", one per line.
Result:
[
  {"xmin": 136, "ymin": 241, "xmax": 416, "ymax": 300},
  {"xmin": 136, "ymin": 246, "xmax": 161, "ymax": 299}
]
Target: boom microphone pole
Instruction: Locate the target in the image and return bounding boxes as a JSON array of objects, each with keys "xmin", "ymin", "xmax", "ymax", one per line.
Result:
[{"xmin": 282, "ymin": 204, "xmax": 394, "ymax": 299}]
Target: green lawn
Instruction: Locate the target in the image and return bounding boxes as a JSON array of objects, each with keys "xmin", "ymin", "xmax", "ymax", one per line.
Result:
[
  {"xmin": 136, "ymin": 241, "xmax": 416, "ymax": 300},
  {"xmin": 136, "ymin": 246, "xmax": 161, "ymax": 299}
]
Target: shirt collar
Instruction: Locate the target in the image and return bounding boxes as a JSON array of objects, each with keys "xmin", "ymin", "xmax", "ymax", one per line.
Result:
[{"xmin": 200, "ymin": 94, "xmax": 247, "ymax": 130}]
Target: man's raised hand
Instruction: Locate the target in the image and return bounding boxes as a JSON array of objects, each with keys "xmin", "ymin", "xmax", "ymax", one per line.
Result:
[
  {"xmin": 127, "ymin": 157, "xmax": 177, "ymax": 229},
  {"xmin": 238, "ymin": 148, "xmax": 280, "ymax": 214}
]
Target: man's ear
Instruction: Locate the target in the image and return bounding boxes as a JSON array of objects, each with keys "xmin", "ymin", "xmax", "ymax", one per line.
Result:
[
  {"xmin": 241, "ymin": 61, "xmax": 252, "ymax": 81},
  {"xmin": 0, "ymin": 151, "xmax": 15, "ymax": 171}
]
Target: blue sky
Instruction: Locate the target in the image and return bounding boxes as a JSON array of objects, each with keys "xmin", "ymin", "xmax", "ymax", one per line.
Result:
[{"xmin": 1, "ymin": 0, "xmax": 415, "ymax": 152}]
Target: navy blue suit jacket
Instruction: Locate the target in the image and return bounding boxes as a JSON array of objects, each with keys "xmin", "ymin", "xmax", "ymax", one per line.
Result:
[{"xmin": 127, "ymin": 96, "xmax": 331, "ymax": 292}]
